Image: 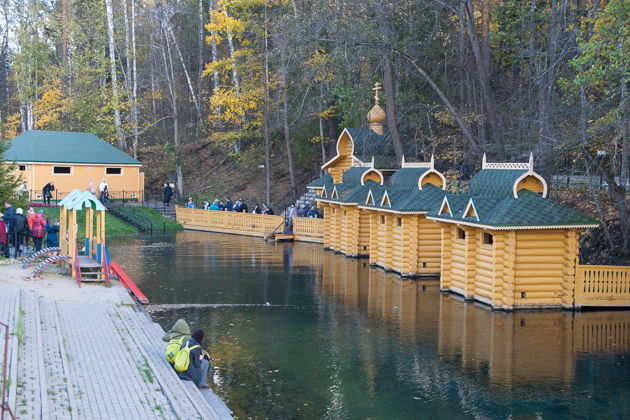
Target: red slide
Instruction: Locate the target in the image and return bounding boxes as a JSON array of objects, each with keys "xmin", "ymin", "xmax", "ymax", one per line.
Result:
[{"xmin": 109, "ymin": 261, "xmax": 149, "ymax": 304}]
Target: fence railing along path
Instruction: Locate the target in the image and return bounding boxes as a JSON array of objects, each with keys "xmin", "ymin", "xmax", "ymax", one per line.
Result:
[
  {"xmin": 177, "ymin": 207, "xmax": 325, "ymax": 242},
  {"xmin": 292, "ymin": 217, "xmax": 325, "ymax": 243},
  {"xmin": 575, "ymin": 265, "xmax": 630, "ymax": 307}
]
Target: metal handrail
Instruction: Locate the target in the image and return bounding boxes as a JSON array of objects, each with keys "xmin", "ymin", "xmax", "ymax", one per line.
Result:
[{"xmin": 0, "ymin": 322, "xmax": 15, "ymax": 420}]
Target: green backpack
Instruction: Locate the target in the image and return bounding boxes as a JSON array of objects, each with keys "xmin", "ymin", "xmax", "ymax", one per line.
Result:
[
  {"xmin": 174, "ymin": 341, "xmax": 200, "ymax": 372},
  {"xmin": 165, "ymin": 337, "xmax": 185, "ymax": 364}
]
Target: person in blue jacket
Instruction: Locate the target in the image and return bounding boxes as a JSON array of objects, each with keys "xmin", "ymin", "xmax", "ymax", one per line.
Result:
[{"xmin": 46, "ymin": 217, "xmax": 60, "ymax": 248}]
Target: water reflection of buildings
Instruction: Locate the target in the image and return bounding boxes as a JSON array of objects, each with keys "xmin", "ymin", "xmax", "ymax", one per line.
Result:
[{"xmin": 300, "ymin": 245, "xmax": 630, "ymax": 387}]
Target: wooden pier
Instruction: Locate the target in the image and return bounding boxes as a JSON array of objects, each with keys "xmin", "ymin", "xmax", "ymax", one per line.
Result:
[{"xmin": 0, "ymin": 274, "xmax": 232, "ymax": 419}]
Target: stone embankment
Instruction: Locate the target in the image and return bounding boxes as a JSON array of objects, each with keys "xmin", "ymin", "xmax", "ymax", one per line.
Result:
[{"xmin": 0, "ymin": 263, "xmax": 232, "ymax": 419}]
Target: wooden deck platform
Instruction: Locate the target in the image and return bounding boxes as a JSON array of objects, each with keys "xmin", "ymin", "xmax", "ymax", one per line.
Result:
[
  {"xmin": 0, "ymin": 281, "xmax": 233, "ymax": 419},
  {"xmin": 274, "ymin": 234, "xmax": 294, "ymax": 242}
]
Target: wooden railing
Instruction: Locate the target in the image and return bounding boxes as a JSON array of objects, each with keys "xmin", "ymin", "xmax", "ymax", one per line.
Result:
[
  {"xmin": 292, "ymin": 217, "xmax": 325, "ymax": 243},
  {"xmin": 575, "ymin": 265, "xmax": 630, "ymax": 307},
  {"xmin": 176, "ymin": 207, "xmax": 284, "ymax": 237}
]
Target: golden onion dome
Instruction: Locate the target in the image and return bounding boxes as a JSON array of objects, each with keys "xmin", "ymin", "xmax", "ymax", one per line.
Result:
[{"xmin": 367, "ymin": 103, "xmax": 386, "ymax": 124}]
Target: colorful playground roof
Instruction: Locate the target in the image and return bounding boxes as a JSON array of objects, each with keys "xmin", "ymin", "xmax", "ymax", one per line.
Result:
[{"xmin": 5, "ymin": 130, "xmax": 141, "ymax": 165}]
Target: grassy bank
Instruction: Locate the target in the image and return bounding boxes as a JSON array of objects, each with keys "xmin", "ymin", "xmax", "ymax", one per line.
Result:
[
  {"xmin": 113, "ymin": 206, "xmax": 182, "ymax": 231},
  {"xmin": 40, "ymin": 207, "xmax": 138, "ymax": 235}
]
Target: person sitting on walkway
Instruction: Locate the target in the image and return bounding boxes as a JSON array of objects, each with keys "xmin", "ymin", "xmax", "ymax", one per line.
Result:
[
  {"xmin": 0, "ymin": 212, "xmax": 8, "ymax": 258},
  {"xmin": 219, "ymin": 201, "xmax": 226, "ymax": 211},
  {"xmin": 225, "ymin": 198, "xmax": 233, "ymax": 212},
  {"xmin": 240, "ymin": 199, "xmax": 248, "ymax": 213},
  {"xmin": 31, "ymin": 211, "xmax": 47, "ymax": 252},
  {"xmin": 46, "ymin": 217, "xmax": 60, "ymax": 248},
  {"xmin": 162, "ymin": 320, "xmax": 210, "ymax": 389},
  {"xmin": 252, "ymin": 204, "xmax": 261, "ymax": 214},
  {"xmin": 209, "ymin": 199, "xmax": 220, "ymax": 211},
  {"xmin": 183, "ymin": 328, "xmax": 210, "ymax": 390},
  {"xmin": 202, "ymin": 199, "xmax": 210, "ymax": 210},
  {"xmin": 187, "ymin": 198, "xmax": 196, "ymax": 209}
]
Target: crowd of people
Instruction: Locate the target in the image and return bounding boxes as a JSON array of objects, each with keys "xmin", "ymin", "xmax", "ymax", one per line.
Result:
[
  {"xmin": 17, "ymin": 178, "xmax": 112, "ymax": 206},
  {"xmin": 1, "ymin": 201, "xmax": 60, "ymax": 258}
]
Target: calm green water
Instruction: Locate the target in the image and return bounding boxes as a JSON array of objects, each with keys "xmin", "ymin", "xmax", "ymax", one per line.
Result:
[{"xmin": 108, "ymin": 231, "xmax": 630, "ymax": 419}]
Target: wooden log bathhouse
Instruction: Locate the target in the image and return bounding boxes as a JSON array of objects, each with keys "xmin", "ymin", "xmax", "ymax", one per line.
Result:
[
  {"xmin": 308, "ymin": 84, "xmax": 628, "ymax": 310},
  {"xmin": 178, "ymin": 84, "xmax": 629, "ymax": 310}
]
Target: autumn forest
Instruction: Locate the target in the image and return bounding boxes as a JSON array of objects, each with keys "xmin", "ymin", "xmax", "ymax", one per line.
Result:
[{"xmin": 0, "ymin": 0, "xmax": 627, "ymax": 258}]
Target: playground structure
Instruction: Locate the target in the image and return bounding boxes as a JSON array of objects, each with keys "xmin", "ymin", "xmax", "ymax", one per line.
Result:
[
  {"xmin": 58, "ymin": 190, "xmax": 107, "ymax": 283},
  {"xmin": 21, "ymin": 247, "xmax": 62, "ymax": 268},
  {"xmin": 14, "ymin": 189, "xmax": 148, "ymax": 303}
]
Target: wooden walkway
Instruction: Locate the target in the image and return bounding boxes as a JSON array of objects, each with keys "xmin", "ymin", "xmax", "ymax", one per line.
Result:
[{"xmin": 0, "ymin": 283, "xmax": 232, "ymax": 419}]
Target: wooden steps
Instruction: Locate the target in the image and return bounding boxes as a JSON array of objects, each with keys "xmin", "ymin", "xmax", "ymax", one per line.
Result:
[{"xmin": 274, "ymin": 234, "xmax": 294, "ymax": 242}]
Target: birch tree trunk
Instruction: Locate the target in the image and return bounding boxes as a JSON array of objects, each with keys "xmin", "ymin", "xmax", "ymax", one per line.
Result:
[
  {"xmin": 209, "ymin": 0, "xmax": 219, "ymax": 93},
  {"xmin": 382, "ymin": 52, "xmax": 404, "ymax": 163},
  {"xmin": 263, "ymin": 26, "xmax": 271, "ymax": 205},
  {"xmin": 105, "ymin": 0, "xmax": 126, "ymax": 150},
  {"xmin": 280, "ymin": 50, "xmax": 296, "ymax": 200},
  {"xmin": 224, "ymin": 9, "xmax": 242, "ymax": 151},
  {"xmin": 319, "ymin": 84, "xmax": 327, "ymax": 166},
  {"xmin": 159, "ymin": 15, "xmax": 184, "ymax": 196},
  {"xmin": 130, "ymin": 0, "xmax": 139, "ymax": 158},
  {"xmin": 165, "ymin": 23, "xmax": 202, "ymax": 139},
  {"xmin": 620, "ymin": 70, "xmax": 629, "ymax": 188}
]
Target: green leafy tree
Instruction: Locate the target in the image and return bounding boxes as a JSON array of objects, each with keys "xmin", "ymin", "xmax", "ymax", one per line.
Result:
[{"xmin": 0, "ymin": 142, "xmax": 22, "ymax": 205}]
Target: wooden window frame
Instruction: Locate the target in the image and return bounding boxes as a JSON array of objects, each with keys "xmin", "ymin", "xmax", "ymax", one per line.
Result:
[
  {"xmin": 482, "ymin": 232, "xmax": 494, "ymax": 246},
  {"xmin": 456, "ymin": 228, "xmax": 466, "ymax": 241},
  {"xmin": 105, "ymin": 167, "xmax": 123, "ymax": 175},
  {"xmin": 53, "ymin": 166, "xmax": 72, "ymax": 175}
]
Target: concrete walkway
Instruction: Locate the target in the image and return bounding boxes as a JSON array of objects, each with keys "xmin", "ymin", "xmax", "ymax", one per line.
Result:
[{"xmin": 0, "ymin": 265, "xmax": 232, "ymax": 419}]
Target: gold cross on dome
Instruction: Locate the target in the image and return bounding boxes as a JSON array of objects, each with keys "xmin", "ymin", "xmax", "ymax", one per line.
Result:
[{"xmin": 372, "ymin": 82, "xmax": 382, "ymax": 101}]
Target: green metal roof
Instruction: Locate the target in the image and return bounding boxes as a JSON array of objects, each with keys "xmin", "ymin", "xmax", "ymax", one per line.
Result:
[
  {"xmin": 344, "ymin": 128, "xmax": 398, "ymax": 168},
  {"xmin": 342, "ymin": 166, "xmax": 371, "ymax": 185},
  {"xmin": 393, "ymin": 184, "xmax": 448, "ymax": 212},
  {"xmin": 468, "ymin": 169, "xmax": 527, "ymax": 197},
  {"xmin": 428, "ymin": 190, "xmax": 598, "ymax": 228},
  {"xmin": 307, "ymin": 173, "xmax": 333, "ymax": 188},
  {"xmin": 4, "ymin": 130, "xmax": 141, "ymax": 165},
  {"xmin": 389, "ymin": 168, "xmax": 429, "ymax": 188}
]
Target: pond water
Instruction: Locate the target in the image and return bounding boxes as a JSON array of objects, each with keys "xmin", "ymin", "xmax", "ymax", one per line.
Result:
[{"xmin": 108, "ymin": 231, "xmax": 630, "ymax": 419}]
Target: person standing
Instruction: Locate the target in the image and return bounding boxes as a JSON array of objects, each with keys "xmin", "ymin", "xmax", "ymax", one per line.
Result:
[
  {"xmin": 31, "ymin": 211, "xmax": 46, "ymax": 252},
  {"xmin": 45, "ymin": 217, "xmax": 60, "ymax": 248},
  {"xmin": 186, "ymin": 198, "xmax": 196, "ymax": 209},
  {"xmin": 163, "ymin": 183, "xmax": 173, "ymax": 206},
  {"xmin": 87, "ymin": 179, "xmax": 96, "ymax": 194},
  {"xmin": 240, "ymin": 200, "xmax": 248, "ymax": 213},
  {"xmin": 99, "ymin": 179, "xmax": 108, "ymax": 201},
  {"xmin": 225, "ymin": 198, "xmax": 233, "ymax": 212},
  {"xmin": 3, "ymin": 202, "xmax": 14, "ymax": 242},
  {"xmin": 0, "ymin": 212, "xmax": 8, "ymax": 258},
  {"xmin": 42, "ymin": 181, "xmax": 55, "ymax": 205},
  {"xmin": 10, "ymin": 208, "xmax": 28, "ymax": 258},
  {"xmin": 18, "ymin": 182, "xmax": 28, "ymax": 198}
]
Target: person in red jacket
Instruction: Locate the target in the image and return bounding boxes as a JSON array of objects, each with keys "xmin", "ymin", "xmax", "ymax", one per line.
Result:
[
  {"xmin": 0, "ymin": 212, "xmax": 8, "ymax": 258},
  {"xmin": 31, "ymin": 211, "xmax": 47, "ymax": 252}
]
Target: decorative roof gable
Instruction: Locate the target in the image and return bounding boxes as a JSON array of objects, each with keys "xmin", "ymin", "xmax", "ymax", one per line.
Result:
[{"xmin": 463, "ymin": 199, "xmax": 480, "ymax": 221}]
